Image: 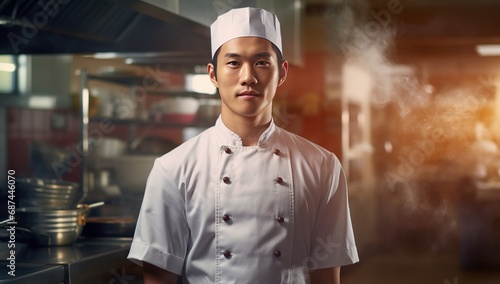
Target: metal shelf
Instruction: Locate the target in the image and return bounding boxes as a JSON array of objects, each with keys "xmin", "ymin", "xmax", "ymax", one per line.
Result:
[
  {"xmin": 88, "ymin": 117, "xmax": 215, "ymax": 128},
  {"xmin": 80, "ymin": 69, "xmax": 218, "ymax": 197},
  {"xmin": 87, "ymin": 74, "xmax": 219, "ymax": 99}
]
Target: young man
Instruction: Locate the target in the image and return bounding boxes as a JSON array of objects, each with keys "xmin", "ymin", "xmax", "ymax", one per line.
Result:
[{"xmin": 128, "ymin": 7, "xmax": 359, "ymax": 283}]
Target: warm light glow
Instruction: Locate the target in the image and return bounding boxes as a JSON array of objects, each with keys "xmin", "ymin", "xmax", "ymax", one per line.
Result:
[
  {"xmin": 88, "ymin": 52, "xmax": 119, "ymax": 59},
  {"xmin": 476, "ymin": 44, "xmax": 500, "ymax": 56},
  {"xmin": 185, "ymin": 74, "xmax": 216, "ymax": 94},
  {"xmin": 28, "ymin": 96, "xmax": 56, "ymax": 108},
  {"xmin": 0, "ymin": 62, "xmax": 15, "ymax": 72},
  {"xmin": 384, "ymin": 141, "xmax": 393, "ymax": 153}
]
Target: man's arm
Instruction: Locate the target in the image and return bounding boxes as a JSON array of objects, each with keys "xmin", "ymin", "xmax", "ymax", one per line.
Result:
[
  {"xmin": 309, "ymin": 266, "xmax": 340, "ymax": 284},
  {"xmin": 143, "ymin": 262, "xmax": 180, "ymax": 284}
]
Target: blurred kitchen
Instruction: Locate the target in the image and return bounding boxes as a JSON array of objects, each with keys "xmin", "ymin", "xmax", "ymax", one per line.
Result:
[{"xmin": 0, "ymin": 0, "xmax": 499, "ymax": 283}]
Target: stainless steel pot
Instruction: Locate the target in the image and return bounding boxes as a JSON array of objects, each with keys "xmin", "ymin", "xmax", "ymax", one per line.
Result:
[
  {"xmin": 17, "ymin": 178, "xmax": 83, "ymax": 209},
  {"xmin": 16, "ymin": 207, "xmax": 89, "ymax": 246}
]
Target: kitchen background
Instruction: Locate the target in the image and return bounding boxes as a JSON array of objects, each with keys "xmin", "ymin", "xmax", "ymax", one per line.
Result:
[{"xmin": 1, "ymin": 0, "xmax": 500, "ymax": 283}]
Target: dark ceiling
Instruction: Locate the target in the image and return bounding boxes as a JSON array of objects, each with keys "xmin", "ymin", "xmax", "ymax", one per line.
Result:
[
  {"xmin": 3, "ymin": 0, "xmax": 499, "ymax": 59},
  {"xmin": 3, "ymin": 0, "xmax": 500, "ymax": 80},
  {"xmin": 0, "ymin": 0, "xmax": 211, "ymax": 56}
]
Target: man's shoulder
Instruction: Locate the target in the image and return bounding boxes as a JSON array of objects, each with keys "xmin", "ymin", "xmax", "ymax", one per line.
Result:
[
  {"xmin": 277, "ymin": 127, "xmax": 334, "ymax": 157},
  {"xmin": 157, "ymin": 126, "xmax": 216, "ymax": 162}
]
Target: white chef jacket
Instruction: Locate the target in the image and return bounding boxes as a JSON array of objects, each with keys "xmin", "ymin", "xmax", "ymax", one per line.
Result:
[{"xmin": 128, "ymin": 117, "xmax": 359, "ymax": 283}]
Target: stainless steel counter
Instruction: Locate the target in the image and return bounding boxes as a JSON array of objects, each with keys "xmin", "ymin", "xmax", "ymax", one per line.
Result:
[
  {"xmin": 0, "ymin": 262, "xmax": 64, "ymax": 284},
  {"xmin": 0, "ymin": 237, "xmax": 142, "ymax": 283}
]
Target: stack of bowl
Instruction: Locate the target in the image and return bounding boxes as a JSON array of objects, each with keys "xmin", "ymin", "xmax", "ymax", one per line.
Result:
[
  {"xmin": 17, "ymin": 178, "xmax": 83, "ymax": 209},
  {"xmin": 16, "ymin": 178, "xmax": 89, "ymax": 246}
]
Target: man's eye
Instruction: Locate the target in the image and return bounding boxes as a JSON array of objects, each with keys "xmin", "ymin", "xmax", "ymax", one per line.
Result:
[
  {"xmin": 256, "ymin": 61, "xmax": 270, "ymax": 66},
  {"xmin": 227, "ymin": 61, "xmax": 239, "ymax": 66}
]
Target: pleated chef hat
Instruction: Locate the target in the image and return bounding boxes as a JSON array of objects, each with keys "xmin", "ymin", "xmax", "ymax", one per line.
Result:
[{"xmin": 210, "ymin": 7, "xmax": 282, "ymax": 59}]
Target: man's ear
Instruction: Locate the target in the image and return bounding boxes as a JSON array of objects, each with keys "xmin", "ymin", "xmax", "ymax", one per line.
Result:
[
  {"xmin": 207, "ymin": 63, "xmax": 218, "ymax": 88},
  {"xmin": 277, "ymin": 60, "xmax": 289, "ymax": 87}
]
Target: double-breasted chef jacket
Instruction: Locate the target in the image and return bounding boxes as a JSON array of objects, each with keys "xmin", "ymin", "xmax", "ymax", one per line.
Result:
[{"xmin": 128, "ymin": 116, "xmax": 359, "ymax": 283}]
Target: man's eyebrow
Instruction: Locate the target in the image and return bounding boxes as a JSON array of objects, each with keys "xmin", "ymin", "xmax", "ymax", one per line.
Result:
[
  {"xmin": 223, "ymin": 53, "xmax": 241, "ymax": 59},
  {"xmin": 223, "ymin": 52, "xmax": 272, "ymax": 59}
]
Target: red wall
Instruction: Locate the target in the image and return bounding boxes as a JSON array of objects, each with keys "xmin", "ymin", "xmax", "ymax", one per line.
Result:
[{"xmin": 277, "ymin": 52, "xmax": 342, "ymax": 156}]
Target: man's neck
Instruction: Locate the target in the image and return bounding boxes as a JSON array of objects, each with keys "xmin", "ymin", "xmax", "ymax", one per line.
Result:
[{"xmin": 221, "ymin": 113, "xmax": 272, "ymax": 146}]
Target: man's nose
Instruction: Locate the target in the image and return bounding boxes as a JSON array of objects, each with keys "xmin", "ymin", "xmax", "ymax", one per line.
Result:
[{"xmin": 240, "ymin": 63, "xmax": 257, "ymax": 85}]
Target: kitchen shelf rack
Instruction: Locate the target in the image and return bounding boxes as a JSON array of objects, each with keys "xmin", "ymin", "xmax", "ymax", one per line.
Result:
[
  {"xmin": 88, "ymin": 74, "xmax": 145, "ymax": 86},
  {"xmin": 88, "ymin": 117, "xmax": 215, "ymax": 128},
  {"xmin": 80, "ymin": 68, "xmax": 219, "ymax": 199},
  {"xmin": 88, "ymin": 74, "xmax": 217, "ymax": 99}
]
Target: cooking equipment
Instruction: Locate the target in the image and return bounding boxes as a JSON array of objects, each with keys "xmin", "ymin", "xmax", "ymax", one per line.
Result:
[
  {"xmin": 17, "ymin": 178, "xmax": 83, "ymax": 209},
  {"xmin": 0, "ymin": 0, "xmax": 212, "ymax": 55},
  {"xmin": 77, "ymin": 201, "xmax": 106, "ymax": 210},
  {"xmin": 129, "ymin": 135, "xmax": 178, "ymax": 156},
  {"xmin": 0, "ymin": 218, "xmax": 12, "ymax": 226},
  {"xmin": 82, "ymin": 217, "xmax": 136, "ymax": 238},
  {"xmin": 14, "ymin": 202, "xmax": 104, "ymax": 246},
  {"xmin": 87, "ymin": 137, "xmax": 128, "ymax": 168},
  {"xmin": 90, "ymin": 137, "xmax": 128, "ymax": 157},
  {"xmin": 15, "ymin": 207, "xmax": 89, "ymax": 246},
  {"xmin": 150, "ymin": 97, "xmax": 200, "ymax": 124},
  {"xmin": 87, "ymin": 168, "xmax": 115, "ymax": 193},
  {"xmin": 100, "ymin": 155, "xmax": 157, "ymax": 193},
  {"xmin": 30, "ymin": 142, "xmax": 70, "ymax": 179}
]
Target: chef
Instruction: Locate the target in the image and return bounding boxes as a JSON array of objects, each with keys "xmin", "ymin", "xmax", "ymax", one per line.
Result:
[{"xmin": 128, "ymin": 7, "xmax": 359, "ymax": 284}]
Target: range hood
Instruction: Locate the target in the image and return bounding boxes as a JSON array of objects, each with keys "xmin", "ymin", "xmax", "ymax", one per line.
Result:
[{"xmin": 0, "ymin": 0, "xmax": 211, "ymax": 57}]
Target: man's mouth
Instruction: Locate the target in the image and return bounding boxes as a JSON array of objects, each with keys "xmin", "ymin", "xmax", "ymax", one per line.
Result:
[{"xmin": 237, "ymin": 91, "xmax": 259, "ymax": 97}]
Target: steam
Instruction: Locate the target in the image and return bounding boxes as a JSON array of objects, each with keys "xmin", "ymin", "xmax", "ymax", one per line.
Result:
[
  {"xmin": 323, "ymin": 0, "xmax": 495, "ymax": 252},
  {"xmin": 326, "ymin": 0, "xmax": 429, "ymax": 114}
]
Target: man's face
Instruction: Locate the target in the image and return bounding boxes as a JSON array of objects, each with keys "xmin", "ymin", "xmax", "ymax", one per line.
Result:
[{"xmin": 208, "ymin": 37, "xmax": 288, "ymax": 120}]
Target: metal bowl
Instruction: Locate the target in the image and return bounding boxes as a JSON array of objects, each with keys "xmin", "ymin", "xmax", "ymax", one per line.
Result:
[
  {"xmin": 16, "ymin": 207, "xmax": 89, "ymax": 246},
  {"xmin": 87, "ymin": 137, "xmax": 128, "ymax": 167},
  {"xmin": 17, "ymin": 178, "xmax": 83, "ymax": 209}
]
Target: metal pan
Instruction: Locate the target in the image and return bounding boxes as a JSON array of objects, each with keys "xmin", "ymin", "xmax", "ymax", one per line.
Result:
[{"xmin": 81, "ymin": 217, "xmax": 136, "ymax": 238}]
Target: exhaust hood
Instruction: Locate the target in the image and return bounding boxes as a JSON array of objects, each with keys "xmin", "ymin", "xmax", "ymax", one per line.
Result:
[{"xmin": 0, "ymin": 0, "xmax": 211, "ymax": 57}]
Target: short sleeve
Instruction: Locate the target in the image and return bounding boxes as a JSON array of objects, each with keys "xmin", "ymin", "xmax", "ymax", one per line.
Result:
[
  {"xmin": 127, "ymin": 158, "xmax": 189, "ymax": 275},
  {"xmin": 308, "ymin": 155, "xmax": 359, "ymax": 270}
]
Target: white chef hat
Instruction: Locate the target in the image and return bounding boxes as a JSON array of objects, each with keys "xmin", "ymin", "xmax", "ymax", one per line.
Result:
[{"xmin": 210, "ymin": 7, "xmax": 282, "ymax": 59}]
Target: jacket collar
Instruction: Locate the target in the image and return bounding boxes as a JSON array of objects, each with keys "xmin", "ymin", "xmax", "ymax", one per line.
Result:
[{"xmin": 214, "ymin": 115, "xmax": 277, "ymax": 147}]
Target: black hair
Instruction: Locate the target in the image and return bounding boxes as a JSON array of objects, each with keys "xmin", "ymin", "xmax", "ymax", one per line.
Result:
[{"xmin": 211, "ymin": 43, "xmax": 284, "ymax": 79}]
